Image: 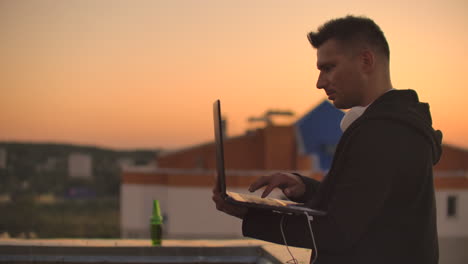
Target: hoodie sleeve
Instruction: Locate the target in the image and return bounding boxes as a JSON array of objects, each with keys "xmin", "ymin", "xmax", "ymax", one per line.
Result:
[
  {"xmin": 290, "ymin": 172, "xmax": 321, "ymax": 203},
  {"xmin": 243, "ymin": 119, "xmax": 433, "ymax": 252}
]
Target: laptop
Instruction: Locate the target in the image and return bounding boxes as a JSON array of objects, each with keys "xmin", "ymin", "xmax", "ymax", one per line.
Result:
[{"xmin": 213, "ymin": 99, "xmax": 326, "ymax": 216}]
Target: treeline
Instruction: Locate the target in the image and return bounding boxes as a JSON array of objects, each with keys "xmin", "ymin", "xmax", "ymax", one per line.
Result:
[
  {"xmin": 0, "ymin": 142, "xmax": 160, "ymax": 198},
  {"xmin": 0, "ymin": 197, "xmax": 119, "ymax": 238}
]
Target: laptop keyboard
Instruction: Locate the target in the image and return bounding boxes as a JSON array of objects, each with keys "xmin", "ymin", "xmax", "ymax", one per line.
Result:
[{"xmin": 227, "ymin": 191, "xmax": 297, "ymax": 207}]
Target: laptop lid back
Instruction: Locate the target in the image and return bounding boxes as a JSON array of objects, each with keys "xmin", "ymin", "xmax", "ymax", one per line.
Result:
[{"xmin": 213, "ymin": 100, "xmax": 227, "ymax": 196}]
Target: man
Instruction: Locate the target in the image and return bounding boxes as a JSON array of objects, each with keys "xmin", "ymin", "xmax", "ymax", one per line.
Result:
[{"xmin": 213, "ymin": 15, "xmax": 442, "ymax": 264}]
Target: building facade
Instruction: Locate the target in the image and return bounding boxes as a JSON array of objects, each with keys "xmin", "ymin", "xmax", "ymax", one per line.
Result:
[{"xmin": 434, "ymin": 145, "xmax": 468, "ymax": 264}]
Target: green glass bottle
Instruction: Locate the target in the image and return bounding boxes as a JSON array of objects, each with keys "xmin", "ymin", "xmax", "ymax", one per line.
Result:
[{"xmin": 150, "ymin": 200, "xmax": 163, "ymax": 246}]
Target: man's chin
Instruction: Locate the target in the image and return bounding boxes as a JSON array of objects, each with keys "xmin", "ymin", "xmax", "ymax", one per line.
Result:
[
  {"xmin": 331, "ymin": 99, "xmax": 352, "ymax": 110},
  {"xmin": 331, "ymin": 99, "xmax": 344, "ymax": 109}
]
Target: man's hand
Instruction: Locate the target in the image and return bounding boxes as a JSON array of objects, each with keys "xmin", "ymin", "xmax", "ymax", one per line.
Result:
[
  {"xmin": 212, "ymin": 182, "xmax": 248, "ymax": 219},
  {"xmin": 249, "ymin": 172, "xmax": 306, "ymax": 199}
]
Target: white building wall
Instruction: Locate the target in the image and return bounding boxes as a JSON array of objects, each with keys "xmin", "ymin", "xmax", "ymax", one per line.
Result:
[
  {"xmin": 436, "ymin": 190, "xmax": 468, "ymax": 264},
  {"xmin": 120, "ymin": 184, "xmax": 168, "ymax": 238},
  {"xmin": 436, "ymin": 191, "xmax": 468, "ymax": 237},
  {"xmin": 166, "ymin": 186, "xmax": 243, "ymax": 239},
  {"xmin": 120, "ymin": 183, "xmax": 286, "ymax": 239},
  {"xmin": 121, "ymin": 180, "xmax": 468, "ymax": 256}
]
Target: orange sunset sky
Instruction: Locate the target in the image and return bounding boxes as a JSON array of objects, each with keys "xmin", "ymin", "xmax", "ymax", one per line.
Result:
[{"xmin": 1, "ymin": 0, "xmax": 467, "ymax": 150}]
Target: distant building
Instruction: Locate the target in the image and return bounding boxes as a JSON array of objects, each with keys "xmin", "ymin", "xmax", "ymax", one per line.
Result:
[
  {"xmin": 118, "ymin": 158, "xmax": 135, "ymax": 171},
  {"xmin": 36, "ymin": 157, "xmax": 58, "ymax": 173},
  {"xmin": 433, "ymin": 144, "xmax": 468, "ymax": 264},
  {"xmin": 68, "ymin": 153, "xmax": 92, "ymax": 179},
  {"xmin": 0, "ymin": 148, "xmax": 6, "ymax": 169}
]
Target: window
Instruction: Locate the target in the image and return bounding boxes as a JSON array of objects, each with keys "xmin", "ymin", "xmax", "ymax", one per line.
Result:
[{"xmin": 447, "ymin": 195, "xmax": 458, "ymax": 218}]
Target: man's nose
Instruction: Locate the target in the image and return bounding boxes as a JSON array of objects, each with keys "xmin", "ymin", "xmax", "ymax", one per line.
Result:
[{"xmin": 316, "ymin": 72, "xmax": 327, "ymax": 89}]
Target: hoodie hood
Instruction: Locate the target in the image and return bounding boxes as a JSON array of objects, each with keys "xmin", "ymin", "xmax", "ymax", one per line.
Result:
[{"xmin": 360, "ymin": 89, "xmax": 443, "ymax": 165}]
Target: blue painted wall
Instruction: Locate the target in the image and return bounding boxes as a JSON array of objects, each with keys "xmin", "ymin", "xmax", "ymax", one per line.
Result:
[{"xmin": 295, "ymin": 101, "xmax": 344, "ymax": 171}]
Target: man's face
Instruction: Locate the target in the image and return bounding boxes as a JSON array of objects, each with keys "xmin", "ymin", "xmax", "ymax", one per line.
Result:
[{"xmin": 316, "ymin": 39, "xmax": 365, "ymax": 109}]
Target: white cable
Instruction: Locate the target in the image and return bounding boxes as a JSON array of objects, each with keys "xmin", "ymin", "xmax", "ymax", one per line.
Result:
[
  {"xmin": 280, "ymin": 213, "xmax": 319, "ymax": 264},
  {"xmin": 280, "ymin": 215, "xmax": 298, "ymax": 264},
  {"xmin": 304, "ymin": 212, "xmax": 318, "ymax": 264}
]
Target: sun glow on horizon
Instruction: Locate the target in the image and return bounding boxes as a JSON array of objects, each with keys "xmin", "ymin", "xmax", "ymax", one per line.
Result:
[{"xmin": 1, "ymin": 0, "xmax": 467, "ymax": 150}]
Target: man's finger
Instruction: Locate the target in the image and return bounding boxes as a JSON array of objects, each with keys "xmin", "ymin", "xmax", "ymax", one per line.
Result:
[
  {"xmin": 248, "ymin": 176, "xmax": 269, "ymax": 192},
  {"xmin": 212, "ymin": 192, "xmax": 225, "ymax": 211},
  {"xmin": 261, "ymin": 183, "xmax": 279, "ymax": 198}
]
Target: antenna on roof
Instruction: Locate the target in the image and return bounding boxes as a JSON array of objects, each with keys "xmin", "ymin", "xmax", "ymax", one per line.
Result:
[{"xmin": 248, "ymin": 109, "xmax": 295, "ymax": 126}]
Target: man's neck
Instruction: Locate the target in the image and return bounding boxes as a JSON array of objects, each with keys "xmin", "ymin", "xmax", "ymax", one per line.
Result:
[
  {"xmin": 359, "ymin": 64, "xmax": 393, "ymax": 106},
  {"xmin": 360, "ymin": 80, "xmax": 393, "ymax": 107}
]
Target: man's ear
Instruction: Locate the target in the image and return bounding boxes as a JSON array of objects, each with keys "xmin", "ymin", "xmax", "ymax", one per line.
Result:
[{"xmin": 360, "ymin": 49, "xmax": 375, "ymax": 73}]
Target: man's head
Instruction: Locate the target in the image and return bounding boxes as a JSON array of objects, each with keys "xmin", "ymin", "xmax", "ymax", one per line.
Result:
[
  {"xmin": 308, "ymin": 16, "xmax": 389, "ymax": 60},
  {"xmin": 307, "ymin": 16, "xmax": 392, "ymax": 109}
]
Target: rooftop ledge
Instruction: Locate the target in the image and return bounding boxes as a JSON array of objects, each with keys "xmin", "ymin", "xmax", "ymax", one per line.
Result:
[{"xmin": 0, "ymin": 239, "xmax": 312, "ymax": 264}]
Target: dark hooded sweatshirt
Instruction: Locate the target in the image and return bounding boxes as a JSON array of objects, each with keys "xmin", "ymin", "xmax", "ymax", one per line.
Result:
[{"xmin": 243, "ymin": 90, "xmax": 443, "ymax": 264}]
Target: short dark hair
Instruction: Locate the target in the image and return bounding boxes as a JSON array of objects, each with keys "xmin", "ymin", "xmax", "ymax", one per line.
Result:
[{"xmin": 307, "ymin": 15, "xmax": 390, "ymax": 59}]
